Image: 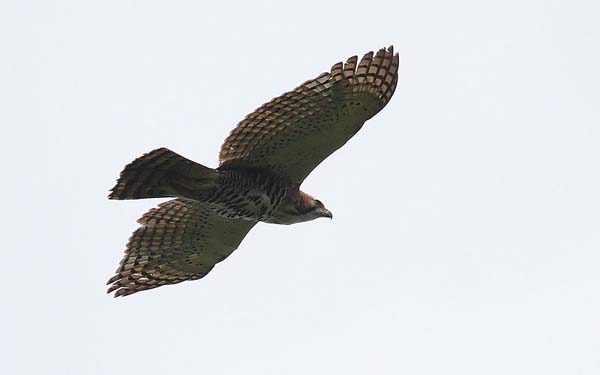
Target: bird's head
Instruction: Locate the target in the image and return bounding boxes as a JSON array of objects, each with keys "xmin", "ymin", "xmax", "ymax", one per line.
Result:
[
  {"xmin": 269, "ymin": 190, "xmax": 332, "ymax": 224},
  {"xmin": 298, "ymin": 195, "xmax": 333, "ymax": 221}
]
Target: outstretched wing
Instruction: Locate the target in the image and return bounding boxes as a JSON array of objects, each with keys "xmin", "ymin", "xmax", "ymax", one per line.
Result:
[
  {"xmin": 107, "ymin": 198, "xmax": 256, "ymax": 297},
  {"xmin": 219, "ymin": 46, "xmax": 399, "ymax": 184}
]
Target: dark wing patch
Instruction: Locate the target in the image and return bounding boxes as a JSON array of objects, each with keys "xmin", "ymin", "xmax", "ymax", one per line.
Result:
[
  {"xmin": 219, "ymin": 46, "xmax": 399, "ymax": 183},
  {"xmin": 107, "ymin": 198, "xmax": 256, "ymax": 297}
]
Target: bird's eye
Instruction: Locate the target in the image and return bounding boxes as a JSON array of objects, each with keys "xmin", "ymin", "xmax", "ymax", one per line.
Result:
[{"xmin": 315, "ymin": 200, "xmax": 323, "ymax": 208}]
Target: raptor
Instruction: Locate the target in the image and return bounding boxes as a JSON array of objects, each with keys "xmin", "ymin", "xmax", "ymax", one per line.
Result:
[{"xmin": 107, "ymin": 46, "xmax": 399, "ymax": 297}]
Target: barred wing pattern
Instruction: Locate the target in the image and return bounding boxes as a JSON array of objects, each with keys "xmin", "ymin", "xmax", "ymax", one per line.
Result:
[
  {"xmin": 107, "ymin": 198, "xmax": 256, "ymax": 297},
  {"xmin": 219, "ymin": 46, "xmax": 399, "ymax": 183}
]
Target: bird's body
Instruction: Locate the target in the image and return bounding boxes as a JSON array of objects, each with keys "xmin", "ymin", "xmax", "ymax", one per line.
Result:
[
  {"xmin": 176, "ymin": 166, "xmax": 325, "ymax": 224},
  {"xmin": 182, "ymin": 167, "xmax": 291, "ymax": 222},
  {"xmin": 107, "ymin": 46, "xmax": 399, "ymax": 297}
]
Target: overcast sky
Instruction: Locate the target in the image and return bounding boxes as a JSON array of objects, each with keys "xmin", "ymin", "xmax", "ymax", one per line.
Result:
[{"xmin": 3, "ymin": 0, "xmax": 600, "ymax": 374}]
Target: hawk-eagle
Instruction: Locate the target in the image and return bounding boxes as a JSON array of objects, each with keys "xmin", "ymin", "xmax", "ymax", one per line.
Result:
[{"xmin": 107, "ymin": 46, "xmax": 399, "ymax": 297}]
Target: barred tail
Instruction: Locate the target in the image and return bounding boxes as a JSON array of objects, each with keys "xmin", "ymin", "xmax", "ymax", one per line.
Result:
[{"xmin": 109, "ymin": 148, "xmax": 219, "ymax": 200}]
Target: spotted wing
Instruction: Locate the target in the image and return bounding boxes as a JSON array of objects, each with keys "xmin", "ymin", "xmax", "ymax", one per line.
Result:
[
  {"xmin": 219, "ymin": 46, "xmax": 399, "ymax": 183},
  {"xmin": 107, "ymin": 198, "xmax": 256, "ymax": 297}
]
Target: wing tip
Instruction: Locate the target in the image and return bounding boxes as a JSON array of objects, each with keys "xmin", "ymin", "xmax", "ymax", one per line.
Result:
[{"xmin": 332, "ymin": 45, "xmax": 399, "ymax": 106}]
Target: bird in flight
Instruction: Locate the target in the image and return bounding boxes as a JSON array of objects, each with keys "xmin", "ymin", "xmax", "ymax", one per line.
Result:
[{"xmin": 107, "ymin": 46, "xmax": 399, "ymax": 297}]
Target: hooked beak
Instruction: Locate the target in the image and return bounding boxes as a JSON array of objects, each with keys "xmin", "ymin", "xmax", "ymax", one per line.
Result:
[{"xmin": 317, "ymin": 207, "xmax": 333, "ymax": 219}]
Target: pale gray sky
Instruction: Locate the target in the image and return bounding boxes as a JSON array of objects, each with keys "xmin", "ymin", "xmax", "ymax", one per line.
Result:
[{"xmin": 3, "ymin": 0, "xmax": 600, "ymax": 374}]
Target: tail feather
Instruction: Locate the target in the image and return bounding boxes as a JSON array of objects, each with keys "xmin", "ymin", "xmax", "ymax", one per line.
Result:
[{"xmin": 109, "ymin": 148, "xmax": 219, "ymax": 200}]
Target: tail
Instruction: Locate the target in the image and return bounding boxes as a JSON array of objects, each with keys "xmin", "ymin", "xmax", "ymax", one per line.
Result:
[{"xmin": 109, "ymin": 148, "xmax": 219, "ymax": 200}]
